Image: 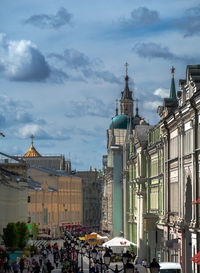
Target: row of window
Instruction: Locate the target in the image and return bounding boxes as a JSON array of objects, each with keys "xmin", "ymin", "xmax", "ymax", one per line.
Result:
[{"xmin": 30, "ymin": 209, "xmax": 80, "ymax": 225}]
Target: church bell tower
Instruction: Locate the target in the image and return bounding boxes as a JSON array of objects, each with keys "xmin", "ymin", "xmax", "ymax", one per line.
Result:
[{"xmin": 120, "ymin": 62, "xmax": 133, "ymax": 118}]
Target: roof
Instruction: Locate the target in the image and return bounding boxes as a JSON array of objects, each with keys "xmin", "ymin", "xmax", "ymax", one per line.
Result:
[
  {"xmin": 187, "ymin": 65, "xmax": 200, "ymax": 82},
  {"xmin": 0, "ymin": 152, "xmax": 25, "ymax": 164},
  {"xmin": 109, "ymin": 115, "xmax": 134, "ymax": 129},
  {"xmin": 29, "ymin": 166, "xmax": 80, "ymax": 178},
  {"xmin": 24, "ymin": 145, "xmax": 41, "ymax": 157},
  {"xmin": 27, "ymin": 177, "xmax": 57, "ymax": 192}
]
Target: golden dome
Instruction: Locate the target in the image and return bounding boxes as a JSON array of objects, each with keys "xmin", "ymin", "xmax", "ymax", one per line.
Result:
[
  {"xmin": 24, "ymin": 145, "xmax": 41, "ymax": 157},
  {"xmin": 24, "ymin": 135, "xmax": 41, "ymax": 157}
]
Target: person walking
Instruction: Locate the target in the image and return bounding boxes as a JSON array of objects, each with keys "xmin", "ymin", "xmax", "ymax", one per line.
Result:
[
  {"xmin": 13, "ymin": 262, "xmax": 19, "ymax": 273},
  {"xmin": 149, "ymin": 258, "xmax": 160, "ymax": 273},
  {"xmin": 34, "ymin": 262, "xmax": 41, "ymax": 273},
  {"xmin": 46, "ymin": 260, "xmax": 54, "ymax": 273},
  {"xmin": 19, "ymin": 259, "xmax": 24, "ymax": 273}
]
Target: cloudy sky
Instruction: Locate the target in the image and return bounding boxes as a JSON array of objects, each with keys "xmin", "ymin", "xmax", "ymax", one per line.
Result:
[{"xmin": 0, "ymin": 0, "xmax": 200, "ymax": 170}]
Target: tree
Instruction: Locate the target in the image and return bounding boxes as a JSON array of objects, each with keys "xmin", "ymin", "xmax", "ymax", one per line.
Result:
[
  {"xmin": 30, "ymin": 222, "xmax": 39, "ymax": 240},
  {"xmin": 2, "ymin": 223, "xmax": 18, "ymax": 248},
  {"xmin": 16, "ymin": 222, "xmax": 29, "ymax": 249}
]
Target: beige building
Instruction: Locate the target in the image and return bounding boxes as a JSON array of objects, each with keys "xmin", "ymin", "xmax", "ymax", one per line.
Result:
[
  {"xmin": 0, "ymin": 152, "xmax": 28, "ymax": 234},
  {"xmin": 28, "ymin": 168, "xmax": 82, "ymax": 237},
  {"xmin": 24, "ymin": 137, "xmax": 82, "ymax": 237}
]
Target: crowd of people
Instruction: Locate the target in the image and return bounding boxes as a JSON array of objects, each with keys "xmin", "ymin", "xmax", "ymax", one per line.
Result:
[{"xmin": 0, "ymin": 240, "xmax": 161, "ymax": 273}]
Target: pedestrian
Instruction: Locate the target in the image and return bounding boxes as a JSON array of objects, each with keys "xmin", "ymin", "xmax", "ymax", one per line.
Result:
[
  {"xmin": 46, "ymin": 260, "xmax": 54, "ymax": 273},
  {"xmin": 13, "ymin": 262, "xmax": 20, "ymax": 273},
  {"xmin": 42, "ymin": 262, "xmax": 48, "ymax": 273},
  {"xmin": 39, "ymin": 255, "xmax": 43, "ymax": 268},
  {"xmin": 3, "ymin": 257, "xmax": 9, "ymax": 273},
  {"xmin": 34, "ymin": 262, "xmax": 40, "ymax": 273},
  {"xmin": 19, "ymin": 259, "xmax": 24, "ymax": 273},
  {"xmin": 149, "ymin": 258, "xmax": 160, "ymax": 273},
  {"xmin": 142, "ymin": 259, "xmax": 147, "ymax": 268},
  {"xmin": 90, "ymin": 263, "xmax": 99, "ymax": 273}
]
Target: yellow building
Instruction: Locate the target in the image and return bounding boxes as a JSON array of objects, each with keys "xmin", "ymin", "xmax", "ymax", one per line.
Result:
[{"xmin": 24, "ymin": 137, "xmax": 82, "ymax": 237}]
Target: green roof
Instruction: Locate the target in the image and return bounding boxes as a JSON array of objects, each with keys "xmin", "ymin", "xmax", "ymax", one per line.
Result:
[{"xmin": 109, "ymin": 115, "xmax": 134, "ymax": 129}]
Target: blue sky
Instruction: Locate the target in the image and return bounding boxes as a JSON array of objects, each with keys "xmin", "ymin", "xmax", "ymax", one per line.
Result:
[{"xmin": 0, "ymin": 0, "xmax": 200, "ymax": 170}]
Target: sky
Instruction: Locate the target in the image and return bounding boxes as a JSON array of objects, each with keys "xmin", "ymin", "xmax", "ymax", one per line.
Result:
[{"xmin": 0, "ymin": 0, "xmax": 200, "ymax": 170}]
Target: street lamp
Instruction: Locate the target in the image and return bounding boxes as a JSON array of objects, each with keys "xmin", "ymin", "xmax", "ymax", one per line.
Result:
[{"xmin": 103, "ymin": 250, "xmax": 111, "ymax": 267}]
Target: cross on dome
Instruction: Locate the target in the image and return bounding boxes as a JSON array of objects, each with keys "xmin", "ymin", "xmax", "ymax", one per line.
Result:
[{"xmin": 31, "ymin": 135, "xmax": 34, "ymax": 146}]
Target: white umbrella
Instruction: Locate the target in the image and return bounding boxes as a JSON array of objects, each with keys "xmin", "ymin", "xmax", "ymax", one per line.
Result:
[{"xmin": 102, "ymin": 237, "xmax": 136, "ymax": 247}]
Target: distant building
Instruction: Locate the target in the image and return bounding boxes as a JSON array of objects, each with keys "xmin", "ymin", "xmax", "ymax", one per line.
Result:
[
  {"xmin": 19, "ymin": 135, "xmax": 68, "ymax": 172},
  {"xmin": 21, "ymin": 136, "xmax": 82, "ymax": 237},
  {"xmin": 76, "ymin": 169, "xmax": 102, "ymax": 230},
  {"xmin": 28, "ymin": 167, "xmax": 82, "ymax": 237},
  {"xmin": 0, "ymin": 152, "xmax": 28, "ymax": 234}
]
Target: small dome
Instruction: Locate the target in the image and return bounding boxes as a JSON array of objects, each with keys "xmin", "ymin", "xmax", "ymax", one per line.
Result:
[
  {"xmin": 109, "ymin": 114, "xmax": 134, "ymax": 129},
  {"xmin": 24, "ymin": 145, "xmax": 41, "ymax": 157}
]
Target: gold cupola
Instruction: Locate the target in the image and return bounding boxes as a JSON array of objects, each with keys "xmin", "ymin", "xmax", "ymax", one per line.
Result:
[{"xmin": 24, "ymin": 135, "xmax": 41, "ymax": 157}]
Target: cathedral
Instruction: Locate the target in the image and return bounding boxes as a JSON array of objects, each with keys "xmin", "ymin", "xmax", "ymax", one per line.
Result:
[{"xmin": 102, "ymin": 64, "xmax": 149, "ymax": 237}]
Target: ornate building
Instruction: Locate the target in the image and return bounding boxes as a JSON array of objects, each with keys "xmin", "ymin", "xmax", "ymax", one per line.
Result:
[
  {"xmin": 158, "ymin": 65, "xmax": 200, "ymax": 273},
  {"xmin": 102, "ymin": 64, "xmax": 146, "ymax": 237}
]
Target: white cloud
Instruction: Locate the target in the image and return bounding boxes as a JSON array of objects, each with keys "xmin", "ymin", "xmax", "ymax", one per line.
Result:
[
  {"xmin": 154, "ymin": 88, "xmax": 169, "ymax": 98},
  {"xmin": 0, "ymin": 34, "xmax": 50, "ymax": 81},
  {"xmin": 19, "ymin": 124, "xmax": 42, "ymax": 138},
  {"xmin": 143, "ymin": 100, "xmax": 162, "ymax": 110}
]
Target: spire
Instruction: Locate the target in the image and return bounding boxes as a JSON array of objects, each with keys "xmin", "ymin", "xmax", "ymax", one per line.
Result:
[
  {"xmin": 115, "ymin": 99, "xmax": 119, "ymax": 116},
  {"xmin": 125, "ymin": 117, "xmax": 133, "ymax": 141},
  {"xmin": 128, "ymin": 117, "xmax": 133, "ymax": 138},
  {"xmin": 121, "ymin": 62, "xmax": 133, "ymax": 100},
  {"xmin": 169, "ymin": 66, "xmax": 177, "ymax": 101}
]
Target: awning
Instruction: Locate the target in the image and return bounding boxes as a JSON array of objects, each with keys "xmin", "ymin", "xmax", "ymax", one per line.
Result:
[{"xmin": 102, "ymin": 237, "xmax": 137, "ymax": 247}]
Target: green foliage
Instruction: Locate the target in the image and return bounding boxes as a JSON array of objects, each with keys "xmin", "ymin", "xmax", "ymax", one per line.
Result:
[
  {"xmin": 2, "ymin": 222, "xmax": 29, "ymax": 250},
  {"xmin": 30, "ymin": 222, "xmax": 39, "ymax": 240},
  {"xmin": 128, "ymin": 244, "xmax": 135, "ymax": 255},
  {"xmin": 2, "ymin": 223, "xmax": 18, "ymax": 248}
]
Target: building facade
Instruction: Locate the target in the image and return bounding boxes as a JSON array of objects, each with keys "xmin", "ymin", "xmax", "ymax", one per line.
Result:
[
  {"xmin": 28, "ymin": 167, "xmax": 82, "ymax": 237},
  {"xmin": 0, "ymin": 152, "xmax": 28, "ymax": 234},
  {"xmin": 22, "ymin": 138, "xmax": 82, "ymax": 237},
  {"xmin": 158, "ymin": 65, "xmax": 200, "ymax": 273},
  {"xmin": 102, "ymin": 65, "xmax": 146, "ymax": 237},
  {"xmin": 76, "ymin": 170, "xmax": 102, "ymax": 230}
]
